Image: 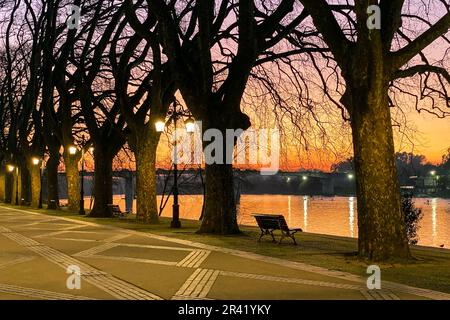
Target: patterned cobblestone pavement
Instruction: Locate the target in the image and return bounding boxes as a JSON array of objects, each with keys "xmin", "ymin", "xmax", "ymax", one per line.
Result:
[{"xmin": 0, "ymin": 206, "xmax": 448, "ymax": 300}]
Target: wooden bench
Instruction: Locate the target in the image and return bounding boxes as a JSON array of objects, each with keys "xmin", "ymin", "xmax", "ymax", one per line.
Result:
[
  {"xmin": 107, "ymin": 204, "xmax": 129, "ymax": 219},
  {"xmin": 253, "ymin": 214, "xmax": 303, "ymax": 245}
]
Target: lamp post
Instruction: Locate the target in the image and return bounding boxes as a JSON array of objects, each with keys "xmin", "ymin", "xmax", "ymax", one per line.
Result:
[
  {"xmin": 155, "ymin": 100, "xmax": 195, "ymax": 229},
  {"xmin": 32, "ymin": 157, "xmax": 43, "ymax": 209},
  {"xmin": 79, "ymin": 137, "xmax": 88, "ymax": 216}
]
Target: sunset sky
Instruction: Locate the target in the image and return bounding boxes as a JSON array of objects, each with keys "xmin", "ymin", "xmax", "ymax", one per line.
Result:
[
  {"xmin": 406, "ymin": 112, "xmax": 449, "ymax": 163},
  {"xmin": 146, "ymin": 106, "xmax": 449, "ymax": 173}
]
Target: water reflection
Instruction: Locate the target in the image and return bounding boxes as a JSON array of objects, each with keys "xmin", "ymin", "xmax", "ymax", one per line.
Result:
[
  {"xmin": 431, "ymin": 198, "xmax": 437, "ymax": 246},
  {"xmin": 303, "ymin": 196, "xmax": 308, "ymax": 232},
  {"xmin": 110, "ymin": 194, "xmax": 450, "ymax": 249},
  {"xmin": 349, "ymin": 197, "xmax": 355, "ymax": 238},
  {"xmin": 287, "ymin": 196, "xmax": 292, "ymax": 225}
]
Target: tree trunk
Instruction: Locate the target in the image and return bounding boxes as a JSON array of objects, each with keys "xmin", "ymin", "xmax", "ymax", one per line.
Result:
[
  {"xmin": 11, "ymin": 170, "xmax": 18, "ymax": 205},
  {"xmin": 0, "ymin": 171, "xmax": 5, "ymax": 202},
  {"xmin": 89, "ymin": 147, "xmax": 114, "ymax": 218},
  {"xmin": 63, "ymin": 152, "xmax": 81, "ymax": 212},
  {"xmin": 135, "ymin": 132, "xmax": 159, "ymax": 224},
  {"xmin": 19, "ymin": 165, "xmax": 31, "ymax": 206},
  {"xmin": 4, "ymin": 173, "xmax": 12, "ymax": 204},
  {"xmin": 196, "ymin": 112, "xmax": 248, "ymax": 235},
  {"xmin": 46, "ymin": 151, "xmax": 60, "ymax": 209},
  {"xmin": 198, "ymin": 163, "xmax": 240, "ymax": 234},
  {"xmin": 28, "ymin": 162, "xmax": 41, "ymax": 208},
  {"xmin": 346, "ymin": 84, "xmax": 411, "ymax": 261}
]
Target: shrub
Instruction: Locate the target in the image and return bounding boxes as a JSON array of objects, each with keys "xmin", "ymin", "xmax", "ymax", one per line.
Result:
[{"xmin": 402, "ymin": 195, "xmax": 423, "ymax": 245}]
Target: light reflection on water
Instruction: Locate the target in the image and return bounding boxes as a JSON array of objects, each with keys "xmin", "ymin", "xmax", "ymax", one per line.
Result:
[{"xmin": 107, "ymin": 194, "xmax": 450, "ymax": 249}]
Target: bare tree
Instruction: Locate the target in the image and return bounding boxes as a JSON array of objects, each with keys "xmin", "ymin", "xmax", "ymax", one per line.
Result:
[
  {"xmin": 136, "ymin": 0, "xmax": 309, "ymax": 234},
  {"xmin": 290, "ymin": 0, "xmax": 450, "ymax": 260},
  {"xmin": 112, "ymin": 0, "xmax": 176, "ymax": 223}
]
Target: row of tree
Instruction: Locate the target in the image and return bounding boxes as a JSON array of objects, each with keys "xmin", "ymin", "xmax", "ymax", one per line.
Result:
[{"xmin": 0, "ymin": 0, "xmax": 449, "ymax": 261}]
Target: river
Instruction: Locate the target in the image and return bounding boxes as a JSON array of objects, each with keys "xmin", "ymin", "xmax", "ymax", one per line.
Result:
[{"xmin": 84, "ymin": 194, "xmax": 450, "ymax": 249}]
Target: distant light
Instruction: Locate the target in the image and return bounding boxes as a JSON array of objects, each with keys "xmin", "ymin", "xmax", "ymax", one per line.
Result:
[
  {"xmin": 348, "ymin": 174, "xmax": 354, "ymax": 179},
  {"xmin": 155, "ymin": 120, "xmax": 166, "ymax": 133},
  {"xmin": 68, "ymin": 146, "xmax": 77, "ymax": 155},
  {"xmin": 287, "ymin": 177, "xmax": 291, "ymax": 182},
  {"xmin": 7, "ymin": 165, "xmax": 15, "ymax": 172},
  {"xmin": 32, "ymin": 157, "xmax": 40, "ymax": 166},
  {"xmin": 430, "ymin": 170, "xmax": 436, "ymax": 176},
  {"xmin": 302, "ymin": 176, "xmax": 308, "ymax": 181},
  {"xmin": 185, "ymin": 117, "xmax": 196, "ymax": 133},
  {"xmin": 436, "ymin": 176, "xmax": 440, "ymax": 180}
]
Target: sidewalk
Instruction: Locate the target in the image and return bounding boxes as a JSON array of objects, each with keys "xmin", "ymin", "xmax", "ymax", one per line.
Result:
[{"xmin": 0, "ymin": 206, "xmax": 447, "ymax": 300}]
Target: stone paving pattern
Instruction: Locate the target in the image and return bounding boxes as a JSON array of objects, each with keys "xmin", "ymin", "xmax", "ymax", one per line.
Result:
[{"xmin": 0, "ymin": 206, "xmax": 448, "ymax": 300}]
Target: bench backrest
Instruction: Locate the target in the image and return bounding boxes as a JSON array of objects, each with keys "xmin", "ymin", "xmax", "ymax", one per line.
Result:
[
  {"xmin": 107, "ymin": 204, "xmax": 121, "ymax": 214},
  {"xmin": 253, "ymin": 214, "xmax": 289, "ymax": 231}
]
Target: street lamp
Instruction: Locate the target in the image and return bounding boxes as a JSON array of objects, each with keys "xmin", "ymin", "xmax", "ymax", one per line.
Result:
[
  {"xmin": 32, "ymin": 157, "xmax": 43, "ymax": 209},
  {"xmin": 348, "ymin": 174, "xmax": 354, "ymax": 179},
  {"xmin": 68, "ymin": 146, "xmax": 77, "ymax": 155},
  {"xmin": 79, "ymin": 137, "xmax": 88, "ymax": 216},
  {"xmin": 185, "ymin": 117, "xmax": 196, "ymax": 134},
  {"xmin": 430, "ymin": 170, "xmax": 436, "ymax": 176},
  {"xmin": 155, "ymin": 120, "xmax": 166, "ymax": 133},
  {"xmin": 302, "ymin": 176, "xmax": 308, "ymax": 181},
  {"xmin": 154, "ymin": 100, "xmax": 195, "ymax": 229}
]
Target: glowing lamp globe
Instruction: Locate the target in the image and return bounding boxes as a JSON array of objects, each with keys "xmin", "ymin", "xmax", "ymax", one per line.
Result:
[
  {"xmin": 68, "ymin": 146, "xmax": 77, "ymax": 155},
  {"xmin": 185, "ymin": 117, "xmax": 196, "ymax": 133},
  {"xmin": 155, "ymin": 120, "xmax": 166, "ymax": 133}
]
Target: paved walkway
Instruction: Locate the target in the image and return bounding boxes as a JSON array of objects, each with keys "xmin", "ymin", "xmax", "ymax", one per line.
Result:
[{"xmin": 0, "ymin": 206, "xmax": 448, "ymax": 300}]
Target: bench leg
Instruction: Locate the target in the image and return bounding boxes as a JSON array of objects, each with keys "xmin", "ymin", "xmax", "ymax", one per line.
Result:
[
  {"xmin": 270, "ymin": 231, "xmax": 276, "ymax": 242},
  {"xmin": 291, "ymin": 235, "xmax": 297, "ymax": 245},
  {"xmin": 259, "ymin": 230, "xmax": 276, "ymax": 243},
  {"xmin": 258, "ymin": 230, "xmax": 264, "ymax": 242},
  {"xmin": 279, "ymin": 232, "xmax": 297, "ymax": 245}
]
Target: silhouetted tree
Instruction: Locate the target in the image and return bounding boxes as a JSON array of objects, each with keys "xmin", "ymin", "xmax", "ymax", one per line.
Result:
[{"xmin": 294, "ymin": 0, "xmax": 450, "ymax": 260}]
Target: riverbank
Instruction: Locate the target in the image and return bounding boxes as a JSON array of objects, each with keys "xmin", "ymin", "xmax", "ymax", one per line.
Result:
[{"xmin": 2, "ymin": 204, "xmax": 450, "ymax": 294}]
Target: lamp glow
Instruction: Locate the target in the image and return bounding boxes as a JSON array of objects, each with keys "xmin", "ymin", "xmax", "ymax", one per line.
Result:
[
  {"xmin": 32, "ymin": 157, "xmax": 40, "ymax": 166},
  {"xmin": 185, "ymin": 117, "xmax": 196, "ymax": 133},
  {"xmin": 68, "ymin": 146, "xmax": 77, "ymax": 155},
  {"xmin": 7, "ymin": 165, "xmax": 15, "ymax": 172},
  {"xmin": 348, "ymin": 174, "xmax": 354, "ymax": 179},
  {"xmin": 302, "ymin": 176, "xmax": 308, "ymax": 181},
  {"xmin": 155, "ymin": 120, "xmax": 166, "ymax": 133}
]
